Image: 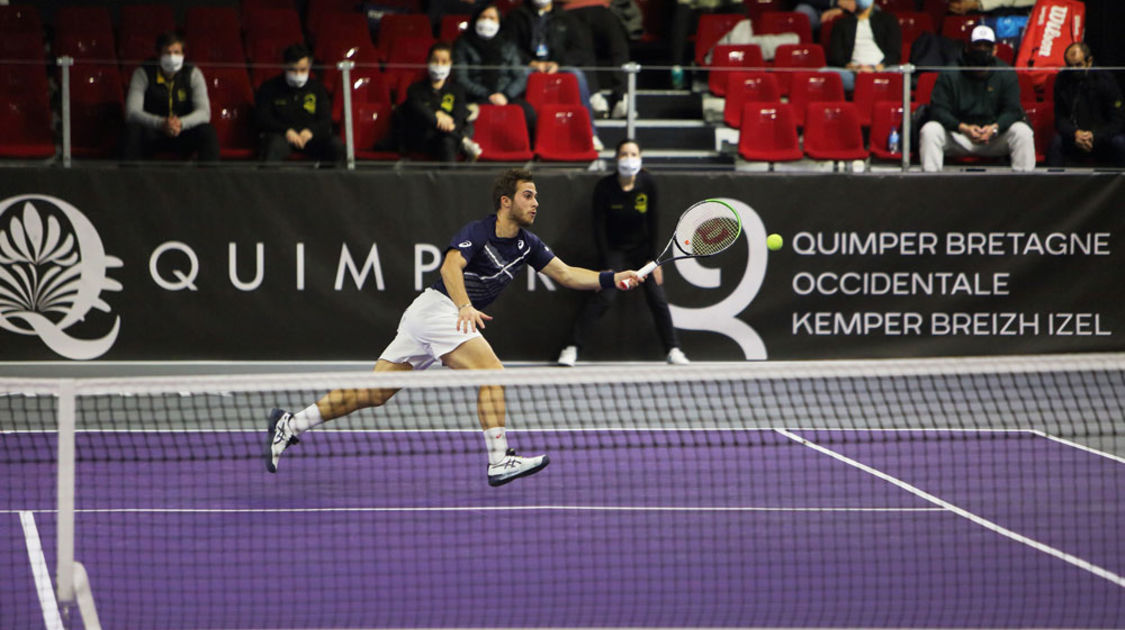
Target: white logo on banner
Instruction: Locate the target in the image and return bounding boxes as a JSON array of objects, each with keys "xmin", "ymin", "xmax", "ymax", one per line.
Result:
[
  {"xmin": 0, "ymin": 195, "xmax": 123, "ymax": 360},
  {"xmin": 669, "ymin": 197, "xmax": 768, "ymax": 360}
]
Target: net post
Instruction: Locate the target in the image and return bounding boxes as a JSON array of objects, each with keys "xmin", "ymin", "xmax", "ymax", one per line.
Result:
[
  {"xmin": 57, "ymin": 56, "xmax": 74, "ymax": 168},
  {"xmin": 900, "ymin": 63, "xmax": 913, "ymax": 173},
  {"xmin": 338, "ymin": 60, "xmax": 356, "ymax": 171},
  {"xmin": 624, "ymin": 62, "xmax": 640, "ymax": 141},
  {"xmin": 55, "ymin": 378, "xmax": 76, "ymax": 608}
]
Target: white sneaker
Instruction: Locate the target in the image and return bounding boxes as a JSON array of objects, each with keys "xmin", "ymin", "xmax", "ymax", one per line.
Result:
[
  {"xmin": 557, "ymin": 345, "xmax": 577, "ymax": 367},
  {"xmin": 666, "ymin": 348, "xmax": 690, "ymax": 365},
  {"xmin": 264, "ymin": 408, "xmax": 299, "ymax": 473},
  {"xmin": 462, "ymin": 136, "xmax": 483, "ymax": 162},
  {"xmin": 487, "ymin": 449, "xmax": 550, "ymax": 486},
  {"xmin": 592, "ymin": 135, "xmax": 604, "ymax": 152},
  {"xmin": 589, "ymin": 92, "xmax": 610, "ymax": 118},
  {"xmin": 611, "ymin": 97, "xmax": 629, "ymax": 119}
]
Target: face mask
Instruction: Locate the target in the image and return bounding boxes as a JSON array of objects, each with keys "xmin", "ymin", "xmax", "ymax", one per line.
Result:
[
  {"xmin": 475, "ymin": 19, "xmax": 500, "ymax": 39},
  {"xmin": 531, "ymin": 0, "xmax": 551, "ymax": 9},
  {"xmin": 285, "ymin": 71, "xmax": 309, "ymax": 88},
  {"xmin": 617, "ymin": 156, "xmax": 642, "ymax": 178},
  {"xmin": 855, "ymin": 0, "xmax": 873, "ymax": 9},
  {"xmin": 964, "ymin": 48, "xmax": 992, "ymax": 69},
  {"xmin": 428, "ymin": 63, "xmax": 451, "ymax": 82},
  {"xmin": 159, "ymin": 53, "xmax": 184, "ymax": 74}
]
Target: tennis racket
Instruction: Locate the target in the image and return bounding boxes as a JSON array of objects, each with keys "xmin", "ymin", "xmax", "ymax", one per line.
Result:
[{"xmin": 621, "ymin": 199, "xmax": 742, "ymax": 289}]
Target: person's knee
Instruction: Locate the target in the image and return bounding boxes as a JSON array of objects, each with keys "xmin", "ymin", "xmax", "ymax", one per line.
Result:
[
  {"xmin": 920, "ymin": 121, "xmax": 945, "ymax": 143},
  {"xmin": 1009, "ymin": 121, "xmax": 1034, "ymax": 143}
]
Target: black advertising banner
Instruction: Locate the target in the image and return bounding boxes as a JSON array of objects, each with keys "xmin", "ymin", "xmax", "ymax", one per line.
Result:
[{"xmin": 0, "ymin": 168, "xmax": 1122, "ymax": 362}]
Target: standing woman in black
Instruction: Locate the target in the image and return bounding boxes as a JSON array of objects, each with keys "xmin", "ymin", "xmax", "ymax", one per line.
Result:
[{"xmin": 558, "ymin": 139, "xmax": 689, "ymax": 366}]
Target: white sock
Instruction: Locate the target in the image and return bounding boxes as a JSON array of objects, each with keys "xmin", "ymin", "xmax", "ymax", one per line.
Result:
[
  {"xmin": 483, "ymin": 428, "xmax": 508, "ymax": 465},
  {"xmin": 288, "ymin": 403, "xmax": 325, "ymax": 436}
]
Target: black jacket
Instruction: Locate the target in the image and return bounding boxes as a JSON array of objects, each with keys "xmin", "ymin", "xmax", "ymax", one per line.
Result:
[
  {"xmin": 402, "ymin": 78, "xmax": 470, "ymax": 133},
  {"xmin": 502, "ymin": 1, "xmax": 595, "ymax": 67},
  {"xmin": 827, "ymin": 8, "xmax": 902, "ymax": 68},
  {"xmin": 1053, "ymin": 68, "xmax": 1125, "ymax": 143},
  {"xmin": 255, "ymin": 74, "xmax": 333, "ymax": 138},
  {"xmin": 929, "ymin": 56, "xmax": 1024, "ymax": 133}
]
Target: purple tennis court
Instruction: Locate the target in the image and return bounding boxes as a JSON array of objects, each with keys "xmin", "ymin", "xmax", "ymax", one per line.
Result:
[{"xmin": 4, "ymin": 424, "xmax": 1124, "ymax": 629}]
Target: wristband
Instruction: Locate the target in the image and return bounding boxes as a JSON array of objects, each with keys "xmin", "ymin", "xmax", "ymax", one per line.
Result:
[{"xmin": 599, "ymin": 271, "xmax": 615, "ymax": 290}]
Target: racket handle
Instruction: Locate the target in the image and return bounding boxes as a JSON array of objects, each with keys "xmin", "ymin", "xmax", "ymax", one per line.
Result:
[{"xmin": 636, "ymin": 261, "xmax": 658, "ymax": 279}]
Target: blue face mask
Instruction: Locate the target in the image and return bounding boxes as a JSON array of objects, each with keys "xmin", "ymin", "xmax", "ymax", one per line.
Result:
[{"xmin": 855, "ymin": 0, "xmax": 873, "ymax": 9}]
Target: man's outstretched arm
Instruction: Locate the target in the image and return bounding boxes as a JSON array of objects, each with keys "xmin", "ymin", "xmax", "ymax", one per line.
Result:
[{"xmin": 540, "ymin": 257, "xmax": 641, "ymax": 291}]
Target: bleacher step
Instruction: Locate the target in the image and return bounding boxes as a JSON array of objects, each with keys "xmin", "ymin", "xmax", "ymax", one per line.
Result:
[{"xmin": 595, "ymin": 119, "xmax": 714, "ymax": 151}]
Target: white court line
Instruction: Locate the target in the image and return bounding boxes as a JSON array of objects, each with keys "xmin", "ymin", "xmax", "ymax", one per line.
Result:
[
  {"xmin": 776, "ymin": 429, "xmax": 1125, "ymax": 590},
  {"xmin": 18, "ymin": 511, "xmax": 64, "ymax": 630},
  {"xmin": 4, "ymin": 506, "xmax": 944, "ymax": 514},
  {"xmin": 1029, "ymin": 430, "xmax": 1125, "ymax": 465},
  {"xmin": 2, "ymin": 427, "xmax": 1035, "ymax": 434}
]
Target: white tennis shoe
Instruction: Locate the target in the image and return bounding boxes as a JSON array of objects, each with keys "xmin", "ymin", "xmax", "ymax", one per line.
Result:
[
  {"xmin": 265, "ymin": 408, "xmax": 299, "ymax": 473},
  {"xmin": 557, "ymin": 345, "xmax": 577, "ymax": 367},
  {"xmin": 666, "ymin": 348, "xmax": 690, "ymax": 365},
  {"xmin": 487, "ymin": 449, "xmax": 550, "ymax": 487}
]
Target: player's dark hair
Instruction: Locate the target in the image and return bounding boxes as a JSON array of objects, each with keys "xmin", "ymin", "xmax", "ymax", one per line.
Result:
[
  {"xmin": 616, "ymin": 138, "xmax": 641, "ymax": 157},
  {"xmin": 493, "ymin": 168, "xmax": 533, "ymax": 210},
  {"xmin": 155, "ymin": 31, "xmax": 185, "ymax": 53},
  {"xmin": 282, "ymin": 43, "xmax": 312, "ymax": 65}
]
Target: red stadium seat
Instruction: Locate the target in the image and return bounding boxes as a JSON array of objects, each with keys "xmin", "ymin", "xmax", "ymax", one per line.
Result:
[
  {"xmin": 315, "ymin": 16, "xmax": 379, "ymax": 94},
  {"xmin": 534, "ymin": 104, "xmax": 598, "ymax": 162},
  {"xmin": 738, "ymin": 102, "xmax": 802, "ymax": 162},
  {"xmin": 57, "ymin": 6, "xmax": 112, "ymax": 38},
  {"xmin": 70, "ymin": 64, "xmax": 123, "ymax": 157},
  {"xmin": 384, "ymin": 35, "xmax": 436, "ymax": 104},
  {"xmin": 0, "ymin": 64, "xmax": 49, "ymax": 107},
  {"xmin": 377, "ymin": 14, "xmax": 434, "ymax": 60},
  {"xmin": 0, "ymin": 98, "xmax": 55, "ymax": 158},
  {"xmin": 876, "ymin": 0, "xmax": 917, "ymax": 11},
  {"xmin": 440, "ymin": 15, "xmax": 472, "ymax": 43},
  {"xmin": 1043, "ymin": 72, "xmax": 1058, "ymax": 103},
  {"xmin": 895, "ymin": 12, "xmax": 935, "ymax": 62},
  {"xmin": 772, "ymin": 43, "xmax": 826, "ymax": 95},
  {"xmin": 247, "ymin": 34, "xmax": 305, "ymax": 89},
  {"xmin": 1, "ymin": 32, "xmax": 44, "ymax": 61},
  {"xmin": 119, "ymin": 4, "xmax": 175, "ymax": 45},
  {"xmin": 694, "ymin": 14, "xmax": 744, "ymax": 66},
  {"xmin": 869, "ymin": 100, "xmax": 910, "ymax": 161},
  {"xmin": 242, "ymin": 0, "xmax": 297, "ymax": 14},
  {"xmin": 633, "ymin": 0, "xmax": 665, "ymax": 43},
  {"xmin": 913, "ymin": 72, "xmax": 939, "ymax": 103},
  {"xmin": 995, "ymin": 42, "xmax": 1015, "ymax": 65},
  {"xmin": 941, "ymin": 15, "xmax": 984, "ymax": 41},
  {"xmin": 205, "ymin": 68, "xmax": 257, "ymax": 160},
  {"xmin": 788, "ymin": 71, "xmax": 845, "ymax": 126},
  {"xmin": 332, "ymin": 68, "xmax": 392, "ymax": 124},
  {"xmin": 243, "ymin": 8, "xmax": 304, "ymax": 44},
  {"xmin": 496, "ymin": 0, "xmax": 522, "ymax": 15},
  {"xmin": 744, "ymin": 0, "xmax": 784, "ymax": 21},
  {"xmin": 723, "ymin": 71, "xmax": 780, "ymax": 128},
  {"xmin": 474, "ymin": 105, "xmax": 534, "ymax": 161},
  {"xmin": 707, "ymin": 44, "xmax": 764, "ymax": 96},
  {"xmin": 55, "ymin": 31, "xmax": 117, "ymax": 63},
  {"xmin": 852, "ymin": 72, "xmax": 904, "ymax": 127},
  {"xmin": 921, "ymin": 0, "xmax": 947, "ymax": 34},
  {"xmin": 0, "ymin": 5, "xmax": 42, "ymax": 35},
  {"xmin": 348, "ymin": 101, "xmax": 400, "ymax": 160},
  {"xmin": 1022, "ymin": 102, "xmax": 1055, "ymax": 164},
  {"xmin": 757, "ymin": 11, "xmax": 812, "ymax": 44},
  {"xmin": 820, "ymin": 13, "xmax": 839, "ymax": 50},
  {"xmin": 1017, "ymin": 72, "xmax": 1038, "ymax": 103},
  {"xmin": 525, "ymin": 72, "xmax": 583, "ymax": 111},
  {"xmin": 803, "ymin": 101, "xmax": 867, "ymax": 161},
  {"xmin": 307, "ymin": 0, "xmax": 361, "ymax": 43}
]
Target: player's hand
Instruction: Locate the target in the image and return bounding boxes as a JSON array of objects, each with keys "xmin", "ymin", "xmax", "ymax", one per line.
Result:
[
  {"xmin": 457, "ymin": 305, "xmax": 492, "ymax": 333},
  {"xmin": 436, "ymin": 112, "xmax": 455, "ymax": 132},
  {"xmin": 614, "ymin": 270, "xmax": 643, "ymax": 291}
]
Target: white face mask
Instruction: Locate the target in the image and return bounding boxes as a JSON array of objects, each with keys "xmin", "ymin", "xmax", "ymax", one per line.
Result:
[
  {"xmin": 531, "ymin": 0, "xmax": 551, "ymax": 8},
  {"xmin": 617, "ymin": 156, "xmax": 642, "ymax": 177},
  {"xmin": 428, "ymin": 63, "xmax": 452, "ymax": 82},
  {"xmin": 285, "ymin": 71, "xmax": 309, "ymax": 88},
  {"xmin": 159, "ymin": 53, "xmax": 184, "ymax": 74},
  {"xmin": 475, "ymin": 19, "xmax": 500, "ymax": 39}
]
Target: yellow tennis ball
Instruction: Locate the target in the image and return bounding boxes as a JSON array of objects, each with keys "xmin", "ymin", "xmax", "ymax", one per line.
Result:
[{"xmin": 767, "ymin": 233, "xmax": 783, "ymax": 251}]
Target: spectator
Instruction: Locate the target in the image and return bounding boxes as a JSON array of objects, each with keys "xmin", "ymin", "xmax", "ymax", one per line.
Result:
[
  {"xmin": 919, "ymin": 25, "xmax": 1034, "ymax": 172},
  {"xmin": 397, "ymin": 41, "xmax": 482, "ymax": 162},
  {"xmin": 557, "ymin": 139, "xmax": 689, "ymax": 367},
  {"xmin": 1048, "ymin": 42, "xmax": 1125, "ymax": 168},
  {"xmin": 667, "ymin": 0, "xmax": 743, "ymax": 87},
  {"xmin": 948, "ymin": 0, "xmax": 1035, "ymax": 15},
  {"xmin": 504, "ymin": 0, "xmax": 605, "ymax": 149},
  {"xmin": 559, "ymin": 0, "xmax": 632, "ymax": 117},
  {"xmin": 794, "ymin": 0, "xmax": 853, "ymax": 34},
  {"xmin": 255, "ymin": 44, "xmax": 345, "ymax": 164},
  {"xmin": 825, "ymin": 0, "xmax": 901, "ymax": 92},
  {"xmin": 453, "ymin": 4, "xmax": 537, "ymax": 141},
  {"xmin": 122, "ymin": 32, "xmax": 219, "ymax": 162}
]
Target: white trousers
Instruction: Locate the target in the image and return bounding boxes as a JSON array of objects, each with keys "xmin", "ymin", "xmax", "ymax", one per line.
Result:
[{"xmin": 920, "ymin": 120, "xmax": 1036, "ymax": 172}]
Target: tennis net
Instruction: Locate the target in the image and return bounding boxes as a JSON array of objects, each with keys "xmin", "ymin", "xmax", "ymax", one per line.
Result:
[{"xmin": 3, "ymin": 354, "xmax": 1124, "ymax": 629}]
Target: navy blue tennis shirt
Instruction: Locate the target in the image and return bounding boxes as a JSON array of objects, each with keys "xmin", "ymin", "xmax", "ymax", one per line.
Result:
[{"xmin": 432, "ymin": 215, "xmax": 556, "ymax": 309}]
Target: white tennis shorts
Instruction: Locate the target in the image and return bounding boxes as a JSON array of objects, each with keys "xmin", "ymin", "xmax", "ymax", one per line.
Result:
[{"xmin": 378, "ymin": 288, "xmax": 482, "ymax": 369}]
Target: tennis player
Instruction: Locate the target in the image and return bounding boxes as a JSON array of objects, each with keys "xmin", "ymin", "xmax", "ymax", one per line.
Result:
[{"xmin": 266, "ymin": 168, "xmax": 643, "ymax": 486}]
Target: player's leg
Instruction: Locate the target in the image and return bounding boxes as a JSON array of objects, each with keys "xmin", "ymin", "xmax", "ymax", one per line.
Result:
[{"xmin": 441, "ymin": 337, "xmax": 549, "ymax": 486}]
